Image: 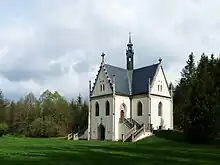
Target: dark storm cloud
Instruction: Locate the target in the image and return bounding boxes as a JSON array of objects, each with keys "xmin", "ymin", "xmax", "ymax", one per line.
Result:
[{"xmin": 0, "ymin": 63, "xmax": 63, "ymax": 82}]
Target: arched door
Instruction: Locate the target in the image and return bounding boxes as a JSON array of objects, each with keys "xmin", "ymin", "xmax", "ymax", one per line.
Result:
[
  {"xmin": 119, "ymin": 103, "xmax": 126, "ymax": 122},
  {"xmin": 120, "ymin": 110, "xmax": 125, "ymax": 119},
  {"xmin": 98, "ymin": 124, "xmax": 105, "ymax": 140}
]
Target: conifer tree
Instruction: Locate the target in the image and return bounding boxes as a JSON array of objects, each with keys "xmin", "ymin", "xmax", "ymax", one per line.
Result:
[
  {"xmin": 173, "ymin": 52, "xmax": 196, "ymax": 130},
  {"xmin": 184, "ymin": 54, "xmax": 216, "ymax": 143}
]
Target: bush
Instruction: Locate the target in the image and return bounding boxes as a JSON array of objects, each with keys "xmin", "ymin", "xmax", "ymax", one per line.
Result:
[
  {"xmin": 25, "ymin": 117, "xmax": 60, "ymax": 138},
  {"xmin": 0, "ymin": 123, "xmax": 8, "ymax": 137}
]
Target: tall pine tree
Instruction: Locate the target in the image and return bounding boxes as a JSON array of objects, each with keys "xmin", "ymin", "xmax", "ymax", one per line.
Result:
[
  {"xmin": 173, "ymin": 52, "xmax": 196, "ymax": 130},
  {"xmin": 184, "ymin": 53, "xmax": 216, "ymax": 143}
]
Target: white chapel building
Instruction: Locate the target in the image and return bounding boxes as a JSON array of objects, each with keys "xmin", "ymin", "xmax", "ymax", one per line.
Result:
[{"xmin": 87, "ymin": 34, "xmax": 173, "ymax": 142}]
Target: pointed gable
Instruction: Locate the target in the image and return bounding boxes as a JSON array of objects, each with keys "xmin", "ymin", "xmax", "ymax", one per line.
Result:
[
  {"xmin": 150, "ymin": 65, "xmax": 171, "ymax": 97},
  {"xmin": 132, "ymin": 63, "xmax": 159, "ymax": 95},
  {"xmin": 91, "ymin": 65, "xmax": 113, "ymax": 97}
]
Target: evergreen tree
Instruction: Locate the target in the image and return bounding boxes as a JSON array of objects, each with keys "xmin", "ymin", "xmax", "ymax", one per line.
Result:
[
  {"xmin": 184, "ymin": 54, "xmax": 216, "ymax": 143},
  {"xmin": 173, "ymin": 52, "xmax": 196, "ymax": 130}
]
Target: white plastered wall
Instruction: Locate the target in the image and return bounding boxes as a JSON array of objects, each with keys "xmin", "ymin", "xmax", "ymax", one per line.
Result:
[
  {"xmin": 150, "ymin": 95, "xmax": 172, "ymax": 130},
  {"xmin": 90, "ymin": 64, "xmax": 114, "ymax": 140},
  {"xmin": 131, "ymin": 95, "xmax": 149, "ymax": 126},
  {"xmin": 150, "ymin": 65, "xmax": 172, "ymax": 130},
  {"xmin": 91, "ymin": 96, "xmax": 113, "ymax": 140},
  {"xmin": 114, "ymin": 95, "xmax": 130, "ymax": 141}
]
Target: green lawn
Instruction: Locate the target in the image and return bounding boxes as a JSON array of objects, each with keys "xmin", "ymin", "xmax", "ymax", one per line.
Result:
[{"xmin": 0, "ymin": 134, "xmax": 220, "ymax": 165}]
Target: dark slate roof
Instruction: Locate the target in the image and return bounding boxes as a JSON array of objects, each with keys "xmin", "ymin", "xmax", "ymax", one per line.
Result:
[
  {"xmin": 104, "ymin": 64, "xmax": 130, "ymax": 95},
  {"xmin": 104, "ymin": 63, "xmax": 159, "ymax": 96},
  {"xmin": 132, "ymin": 63, "xmax": 159, "ymax": 95}
]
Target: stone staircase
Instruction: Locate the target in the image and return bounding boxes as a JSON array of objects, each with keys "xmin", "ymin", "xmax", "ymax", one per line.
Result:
[
  {"xmin": 67, "ymin": 132, "xmax": 78, "ymax": 140},
  {"xmin": 68, "ymin": 126, "xmax": 88, "ymax": 140},
  {"xmin": 122, "ymin": 118, "xmax": 152, "ymax": 142},
  {"xmin": 68, "ymin": 119, "xmax": 152, "ymax": 142}
]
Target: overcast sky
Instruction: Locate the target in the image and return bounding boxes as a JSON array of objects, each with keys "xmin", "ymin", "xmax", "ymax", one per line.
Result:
[{"xmin": 0, "ymin": 0, "xmax": 220, "ymax": 100}]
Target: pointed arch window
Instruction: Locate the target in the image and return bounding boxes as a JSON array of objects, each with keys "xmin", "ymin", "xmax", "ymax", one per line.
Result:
[
  {"xmin": 158, "ymin": 102, "xmax": 162, "ymax": 116},
  {"xmin": 105, "ymin": 101, "xmax": 110, "ymax": 116},
  {"xmin": 137, "ymin": 101, "xmax": 143, "ymax": 116},
  {"xmin": 95, "ymin": 102, "xmax": 99, "ymax": 116}
]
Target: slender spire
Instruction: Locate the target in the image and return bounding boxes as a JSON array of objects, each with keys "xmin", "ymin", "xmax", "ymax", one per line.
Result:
[
  {"xmin": 126, "ymin": 32, "xmax": 134, "ymax": 70},
  {"xmin": 127, "ymin": 32, "xmax": 133, "ymax": 47},
  {"xmin": 129, "ymin": 32, "xmax": 132, "ymax": 44}
]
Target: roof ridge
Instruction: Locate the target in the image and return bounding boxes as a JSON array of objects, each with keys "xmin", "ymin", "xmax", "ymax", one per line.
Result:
[
  {"xmin": 134, "ymin": 63, "xmax": 160, "ymax": 71},
  {"xmin": 104, "ymin": 63, "xmax": 126, "ymax": 71}
]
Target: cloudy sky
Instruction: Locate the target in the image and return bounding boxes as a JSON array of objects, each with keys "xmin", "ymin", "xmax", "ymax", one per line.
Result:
[{"xmin": 0, "ymin": 0, "xmax": 220, "ymax": 100}]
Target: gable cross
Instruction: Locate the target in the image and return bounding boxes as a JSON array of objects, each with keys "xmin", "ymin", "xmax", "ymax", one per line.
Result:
[{"xmin": 158, "ymin": 57, "xmax": 162, "ymax": 63}]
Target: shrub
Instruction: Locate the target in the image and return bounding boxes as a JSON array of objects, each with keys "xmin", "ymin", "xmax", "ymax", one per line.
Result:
[
  {"xmin": 0, "ymin": 123, "xmax": 8, "ymax": 137},
  {"xmin": 25, "ymin": 117, "xmax": 60, "ymax": 138}
]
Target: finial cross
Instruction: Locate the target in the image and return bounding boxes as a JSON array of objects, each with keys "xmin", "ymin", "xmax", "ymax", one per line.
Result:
[
  {"xmin": 101, "ymin": 52, "xmax": 105, "ymax": 63},
  {"xmin": 128, "ymin": 32, "xmax": 132, "ymax": 44}
]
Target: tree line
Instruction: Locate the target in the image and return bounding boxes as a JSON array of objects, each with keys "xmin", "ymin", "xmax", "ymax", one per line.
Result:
[
  {"xmin": 0, "ymin": 89, "xmax": 88, "ymax": 138},
  {"xmin": 1, "ymin": 53, "xmax": 220, "ymax": 143},
  {"xmin": 174, "ymin": 52, "xmax": 220, "ymax": 143}
]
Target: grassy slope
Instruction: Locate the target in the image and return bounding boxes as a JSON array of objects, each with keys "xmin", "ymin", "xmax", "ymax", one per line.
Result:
[{"xmin": 0, "ymin": 135, "xmax": 220, "ymax": 165}]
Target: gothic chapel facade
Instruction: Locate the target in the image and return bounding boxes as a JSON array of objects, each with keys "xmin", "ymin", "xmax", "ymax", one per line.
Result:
[{"xmin": 87, "ymin": 34, "xmax": 173, "ymax": 142}]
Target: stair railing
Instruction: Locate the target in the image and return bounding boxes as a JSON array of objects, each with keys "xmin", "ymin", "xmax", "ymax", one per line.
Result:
[
  {"xmin": 133, "ymin": 125, "xmax": 144, "ymax": 139},
  {"xmin": 73, "ymin": 133, "xmax": 79, "ymax": 140},
  {"xmin": 123, "ymin": 124, "xmax": 137, "ymax": 142},
  {"xmin": 130, "ymin": 118, "xmax": 142, "ymax": 128},
  {"xmin": 68, "ymin": 132, "xmax": 73, "ymax": 140},
  {"xmin": 123, "ymin": 118, "xmax": 133, "ymax": 129}
]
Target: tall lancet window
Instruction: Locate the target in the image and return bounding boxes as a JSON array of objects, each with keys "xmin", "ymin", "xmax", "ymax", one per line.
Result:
[
  {"xmin": 158, "ymin": 102, "xmax": 162, "ymax": 117},
  {"xmin": 137, "ymin": 101, "xmax": 143, "ymax": 116},
  {"xmin": 95, "ymin": 102, "xmax": 99, "ymax": 116},
  {"xmin": 105, "ymin": 101, "xmax": 110, "ymax": 116}
]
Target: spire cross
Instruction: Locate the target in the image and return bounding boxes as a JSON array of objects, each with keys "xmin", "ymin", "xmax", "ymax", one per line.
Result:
[
  {"xmin": 101, "ymin": 52, "xmax": 105, "ymax": 63},
  {"xmin": 129, "ymin": 32, "xmax": 132, "ymax": 44}
]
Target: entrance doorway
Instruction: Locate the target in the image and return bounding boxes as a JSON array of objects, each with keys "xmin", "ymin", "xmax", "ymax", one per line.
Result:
[
  {"xmin": 120, "ymin": 110, "xmax": 125, "ymax": 119},
  {"xmin": 98, "ymin": 124, "xmax": 105, "ymax": 140},
  {"xmin": 119, "ymin": 103, "xmax": 126, "ymax": 122}
]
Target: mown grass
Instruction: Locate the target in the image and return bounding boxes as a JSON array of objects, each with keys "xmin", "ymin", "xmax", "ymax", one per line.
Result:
[{"xmin": 0, "ymin": 132, "xmax": 220, "ymax": 165}]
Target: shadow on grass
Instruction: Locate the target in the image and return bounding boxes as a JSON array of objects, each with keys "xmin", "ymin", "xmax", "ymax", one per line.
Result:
[
  {"xmin": 0, "ymin": 136, "xmax": 220, "ymax": 165},
  {"xmin": 154, "ymin": 130, "xmax": 186, "ymax": 143}
]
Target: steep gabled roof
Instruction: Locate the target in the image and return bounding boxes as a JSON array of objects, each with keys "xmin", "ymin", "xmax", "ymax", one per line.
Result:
[
  {"xmin": 91, "ymin": 62, "xmax": 160, "ymax": 96},
  {"xmin": 104, "ymin": 63, "xmax": 159, "ymax": 96},
  {"xmin": 132, "ymin": 63, "xmax": 159, "ymax": 95},
  {"xmin": 104, "ymin": 64, "xmax": 130, "ymax": 95}
]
